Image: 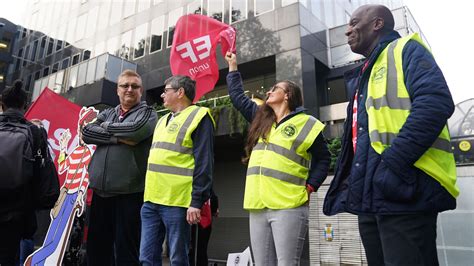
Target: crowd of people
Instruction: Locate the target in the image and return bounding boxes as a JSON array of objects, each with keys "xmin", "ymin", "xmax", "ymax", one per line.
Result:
[{"xmin": 0, "ymin": 4, "xmax": 458, "ymax": 266}]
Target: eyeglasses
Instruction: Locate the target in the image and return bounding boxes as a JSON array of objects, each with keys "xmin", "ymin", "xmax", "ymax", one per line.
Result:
[
  {"xmin": 163, "ymin": 87, "xmax": 179, "ymax": 94},
  {"xmin": 269, "ymin": 85, "xmax": 288, "ymax": 93},
  {"xmin": 118, "ymin": 83, "xmax": 141, "ymax": 90}
]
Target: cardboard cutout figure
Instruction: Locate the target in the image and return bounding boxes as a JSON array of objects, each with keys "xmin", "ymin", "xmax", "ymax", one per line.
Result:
[{"xmin": 25, "ymin": 107, "xmax": 98, "ymax": 266}]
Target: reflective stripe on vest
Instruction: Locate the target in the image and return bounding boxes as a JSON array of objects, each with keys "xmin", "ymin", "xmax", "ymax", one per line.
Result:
[
  {"xmin": 144, "ymin": 105, "xmax": 215, "ymax": 207},
  {"xmin": 367, "ymin": 33, "xmax": 459, "ymax": 197},
  {"xmin": 244, "ymin": 114, "xmax": 325, "ymax": 209}
]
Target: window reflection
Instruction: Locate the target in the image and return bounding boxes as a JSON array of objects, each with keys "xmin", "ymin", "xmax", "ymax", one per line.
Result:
[
  {"xmin": 230, "ymin": 0, "xmax": 247, "ymax": 23},
  {"xmin": 208, "ymin": 0, "xmax": 224, "ymax": 22},
  {"xmin": 134, "ymin": 23, "xmax": 147, "ymax": 59},
  {"xmin": 255, "ymin": 0, "xmax": 273, "ymax": 16},
  {"xmin": 72, "ymin": 54, "xmax": 80, "ymax": 66},
  {"xmin": 150, "ymin": 15, "xmax": 164, "ymax": 53},
  {"xmin": 167, "ymin": 7, "xmax": 183, "ymax": 47},
  {"xmin": 119, "ymin": 30, "xmax": 133, "ymax": 60}
]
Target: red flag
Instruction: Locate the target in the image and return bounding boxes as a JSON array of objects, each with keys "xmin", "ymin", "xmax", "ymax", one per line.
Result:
[
  {"xmin": 199, "ymin": 199, "xmax": 212, "ymax": 229},
  {"xmin": 170, "ymin": 14, "xmax": 236, "ymax": 102},
  {"xmin": 25, "ymin": 88, "xmax": 92, "ymax": 202}
]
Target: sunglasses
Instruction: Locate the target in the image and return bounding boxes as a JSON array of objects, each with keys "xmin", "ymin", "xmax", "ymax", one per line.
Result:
[{"xmin": 118, "ymin": 83, "xmax": 141, "ymax": 90}]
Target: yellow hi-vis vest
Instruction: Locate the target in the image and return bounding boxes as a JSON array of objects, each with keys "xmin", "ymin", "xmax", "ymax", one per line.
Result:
[
  {"xmin": 144, "ymin": 105, "xmax": 215, "ymax": 207},
  {"xmin": 244, "ymin": 113, "xmax": 325, "ymax": 209},
  {"xmin": 367, "ymin": 33, "xmax": 459, "ymax": 198}
]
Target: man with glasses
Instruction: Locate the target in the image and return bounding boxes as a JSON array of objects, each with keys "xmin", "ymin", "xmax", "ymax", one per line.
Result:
[
  {"xmin": 82, "ymin": 70, "xmax": 157, "ymax": 265},
  {"xmin": 140, "ymin": 75, "xmax": 214, "ymax": 265}
]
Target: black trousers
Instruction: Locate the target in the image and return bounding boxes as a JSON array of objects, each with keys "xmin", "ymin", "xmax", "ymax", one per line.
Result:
[
  {"xmin": 86, "ymin": 192, "xmax": 143, "ymax": 266},
  {"xmin": 189, "ymin": 224, "xmax": 212, "ymax": 266},
  {"xmin": 0, "ymin": 220, "xmax": 22, "ymax": 266},
  {"xmin": 358, "ymin": 213, "xmax": 439, "ymax": 266}
]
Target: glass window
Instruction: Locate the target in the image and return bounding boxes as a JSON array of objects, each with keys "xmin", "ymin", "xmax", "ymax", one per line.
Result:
[
  {"xmin": 68, "ymin": 65, "xmax": 78, "ymax": 89},
  {"xmin": 187, "ymin": 0, "xmax": 202, "ymax": 15},
  {"xmin": 52, "ymin": 62, "xmax": 59, "ymax": 74},
  {"xmin": 43, "ymin": 67, "xmax": 50, "ymax": 77},
  {"xmin": 86, "ymin": 6, "xmax": 99, "ymax": 38},
  {"xmin": 230, "ymin": 0, "xmax": 247, "ymax": 23},
  {"xmin": 123, "ymin": 0, "xmax": 136, "ymax": 18},
  {"xmin": 83, "ymin": 50, "xmax": 91, "ymax": 61},
  {"xmin": 150, "ymin": 15, "xmax": 164, "ymax": 53},
  {"xmin": 48, "ymin": 73, "xmax": 56, "ymax": 92},
  {"xmin": 38, "ymin": 37, "xmax": 46, "ymax": 59},
  {"xmin": 105, "ymin": 55, "xmax": 122, "ymax": 82},
  {"xmin": 86, "ymin": 57, "xmax": 97, "ymax": 84},
  {"xmin": 97, "ymin": 2, "xmax": 110, "ymax": 30},
  {"xmin": 134, "ymin": 23, "xmax": 147, "ymax": 59},
  {"xmin": 56, "ymin": 40, "xmax": 63, "ymax": 51},
  {"xmin": 23, "ymin": 46, "xmax": 30, "ymax": 67},
  {"xmin": 95, "ymin": 54, "xmax": 107, "ymax": 80},
  {"xmin": 72, "ymin": 54, "xmax": 80, "ymax": 66},
  {"xmin": 138, "ymin": 0, "xmax": 150, "ymax": 13},
  {"xmin": 76, "ymin": 13, "xmax": 87, "ymax": 41},
  {"xmin": 107, "ymin": 36, "xmax": 119, "ymax": 56},
  {"xmin": 24, "ymin": 45, "xmax": 30, "ymax": 60},
  {"xmin": 208, "ymin": 0, "xmax": 224, "ymax": 22},
  {"xmin": 34, "ymin": 71, "xmax": 41, "ymax": 81},
  {"xmin": 119, "ymin": 30, "xmax": 132, "ymax": 60},
  {"xmin": 77, "ymin": 62, "xmax": 88, "ymax": 87},
  {"xmin": 31, "ymin": 40, "xmax": 38, "ymax": 61},
  {"xmin": 46, "ymin": 39, "xmax": 54, "ymax": 56},
  {"xmin": 167, "ymin": 7, "xmax": 183, "ymax": 47},
  {"xmin": 110, "ymin": 1, "xmax": 123, "ymax": 26},
  {"xmin": 255, "ymin": 0, "xmax": 274, "ymax": 16},
  {"xmin": 55, "ymin": 70, "xmax": 64, "ymax": 93},
  {"xmin": 61, "ymin": 58, "xmax": 70, "ymax": 70},
  {"xmin": 282, "ymin": 0, "xmax": 297, "ymax": 6}
]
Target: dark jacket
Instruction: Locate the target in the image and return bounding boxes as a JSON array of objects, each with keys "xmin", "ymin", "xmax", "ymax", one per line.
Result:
[
  {"xmin": 82, "ymin": 101, "xmax": 157, "ymax": 195},
  {"xmin": 0, "ymin": 109, "xmax": 47, "ymax": 231},
  {"xmin": 323, "ymin": 31, "xmax": 456, "ymax": 215},
  {"xmin": 226, "ymin": 71, "xmax": 330, "ymax": 190}
]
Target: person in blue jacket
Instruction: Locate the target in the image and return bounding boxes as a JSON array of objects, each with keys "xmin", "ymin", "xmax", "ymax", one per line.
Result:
[{"xmin": 323, "ymin": 4, "xmax": 459, "ymax": 266}]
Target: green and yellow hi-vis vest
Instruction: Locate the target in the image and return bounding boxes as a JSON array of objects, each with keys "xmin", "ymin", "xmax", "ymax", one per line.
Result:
[
  {"xmin": 367, "ymin": 33, "xmax": 459, "ymax": 197},
  {"xmin": 144, "ymin": 105, "xmax": 215, "ymax": 207},
  {"xmin": 245, "ymin": 113, "xmax": 325, "ymax": 209}
]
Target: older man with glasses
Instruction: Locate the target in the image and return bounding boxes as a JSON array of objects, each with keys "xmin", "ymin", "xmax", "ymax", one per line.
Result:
[
  {"xmin": 140, "ymin": 75, "xmax": 215, "ymax": 266},
  {"xmin": 82, "ymin": 69, "xmax": 157, "ymax": 265}
]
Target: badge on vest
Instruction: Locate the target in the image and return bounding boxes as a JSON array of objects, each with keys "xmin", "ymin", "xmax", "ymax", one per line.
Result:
[
  {"xmin": 372, "ymin": 66, "xmax": 386, "ymax": 83},
  {"xmin": 281, "ymin": 124, "xmax": 297, "ymax": 138},
  {"xmin": 167, "ymin": 122, "xmax": 180, "ymax": 133}
]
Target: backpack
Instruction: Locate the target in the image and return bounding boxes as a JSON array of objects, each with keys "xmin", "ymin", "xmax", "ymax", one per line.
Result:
[
  {"xmin": 30, "ymin": 125, "xmax": 60, "ymax": 209},
  {"xmin": 0, "ymin": 120, "xmax": 35, "ymax": 190}
]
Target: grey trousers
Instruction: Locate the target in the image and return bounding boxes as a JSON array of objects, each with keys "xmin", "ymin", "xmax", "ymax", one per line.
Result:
[{"xmin": 249, "ymin": 205, "xmax": 309, "ymax": 266}]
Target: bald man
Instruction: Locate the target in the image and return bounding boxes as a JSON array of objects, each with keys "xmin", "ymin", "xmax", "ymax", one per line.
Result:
[{"xmin": 323, "ymin": 4, "xmax": 458, "ymax": 265}]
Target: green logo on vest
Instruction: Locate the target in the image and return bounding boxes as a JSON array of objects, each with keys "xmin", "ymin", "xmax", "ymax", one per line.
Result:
[
  {"xmin": 282, "ymin": 124, "xmax": 297, "ymax": 138},
  {"xmin": 373, "ymin": 66, "xmax": 386, "ymax": 82},
  {"xmin": 167, "ymin": 122, "xmax": 180, "ymax": 133}
]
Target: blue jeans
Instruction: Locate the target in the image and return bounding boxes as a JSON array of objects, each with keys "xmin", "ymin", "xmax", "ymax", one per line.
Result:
[{"xmin": 140, "ymin": 202, "xmax": 190, "ymax": 266}]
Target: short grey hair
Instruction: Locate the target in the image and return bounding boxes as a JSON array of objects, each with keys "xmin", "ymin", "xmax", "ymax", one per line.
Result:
[{"xmin": 164, "ymin": 75, "xmax": 196, "ymax": 102}]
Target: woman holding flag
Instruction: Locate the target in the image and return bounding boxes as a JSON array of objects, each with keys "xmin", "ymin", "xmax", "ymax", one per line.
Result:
[{"xmin": 225, "ymin": 52, "xmax": 330, "ymax": 265}]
